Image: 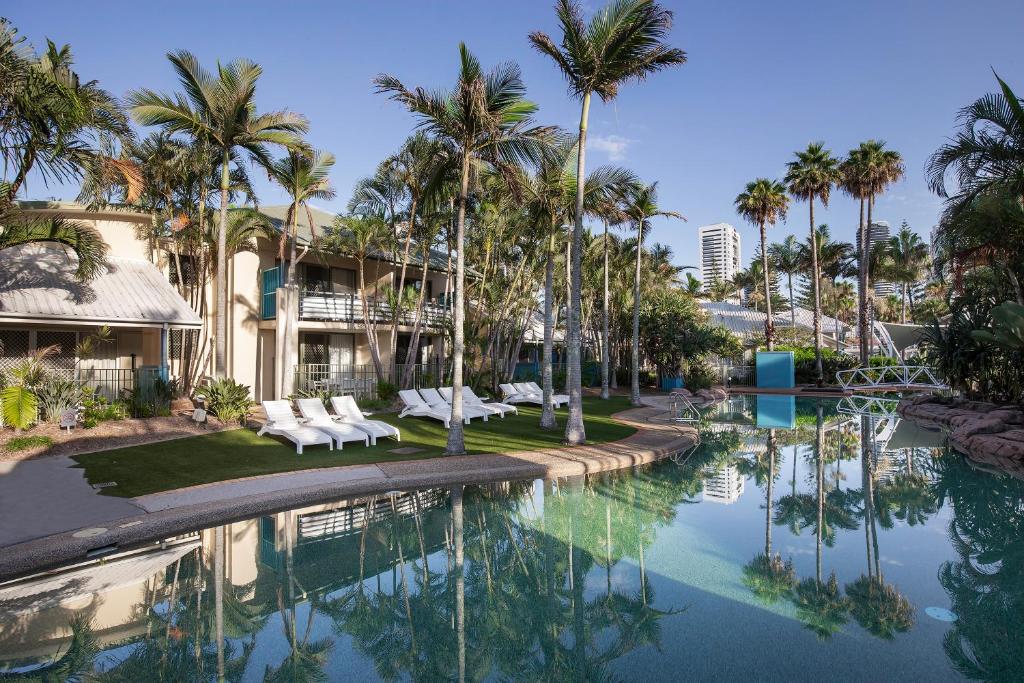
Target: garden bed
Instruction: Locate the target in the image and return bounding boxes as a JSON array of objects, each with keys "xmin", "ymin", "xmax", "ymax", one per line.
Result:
[{"xmin": 0, "ymin": 413, "xmax": 238, "ymax": 462}]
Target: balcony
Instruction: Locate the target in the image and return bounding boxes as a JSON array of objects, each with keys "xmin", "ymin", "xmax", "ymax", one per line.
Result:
[{"xmin": 298, "ymin": 290, "xmax": 447, "ymax": 328}]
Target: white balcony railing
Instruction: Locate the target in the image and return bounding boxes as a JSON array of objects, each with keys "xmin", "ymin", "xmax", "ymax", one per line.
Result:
[{"xmin": 298, "ymin": 289, "xmax": 448, "ymax": 328}]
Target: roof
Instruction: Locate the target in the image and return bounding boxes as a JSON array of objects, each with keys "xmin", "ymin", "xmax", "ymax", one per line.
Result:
[
  {"xmin": 16, "ymin": 200, "xmax": 153, "ymax": 222},
  {"xmin": 0, "ymin": 244, "xmax": 202, "ymax": 327},
  {"xmin": 257, "ymin": 205, "xmax": 453, "ymax": 273},
  {"xmin": 699, "ymin": 300, "xmax": 850, "ymax": 338}
]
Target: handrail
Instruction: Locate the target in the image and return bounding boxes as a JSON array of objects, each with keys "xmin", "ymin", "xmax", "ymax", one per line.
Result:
[
  {"xmin": 835, "ymin": 365, "xmax": 948, "ymax": 390},
  {"xmin": 298, "ymin": 289, "xmax": 448, "ymax": 327},
  {"xmin": 668, "ymin": 391, "xmax": 701, "ymax": 423},
  {"xmin": 837, "ymin": 395, "xmax": 900, "ymax": 418}
]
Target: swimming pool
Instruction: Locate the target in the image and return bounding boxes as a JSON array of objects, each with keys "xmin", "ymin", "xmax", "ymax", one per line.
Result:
[{"xmin": 0, "ymin": 396, "xmax": 1018, "ymax": 681}]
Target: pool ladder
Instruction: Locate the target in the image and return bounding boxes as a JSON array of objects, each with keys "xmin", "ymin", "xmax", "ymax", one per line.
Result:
[{"xmin": 668, "ymin": 391, "xmax": 701, "ymax": 423}]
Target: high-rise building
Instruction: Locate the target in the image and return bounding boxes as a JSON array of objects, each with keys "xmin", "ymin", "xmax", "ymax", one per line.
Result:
[
  {"xmin": 856, "ymin": 220, "xmax": 896, "ymax": 297},
  {"xmin": 698, "ymin": 223, "xmax": 741, "ymax": 288}
]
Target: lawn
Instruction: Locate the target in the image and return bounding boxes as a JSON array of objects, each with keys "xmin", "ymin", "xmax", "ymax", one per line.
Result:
[{"xmin": 72, "ymin": 397, "xmax": 637, "ymax": 498}]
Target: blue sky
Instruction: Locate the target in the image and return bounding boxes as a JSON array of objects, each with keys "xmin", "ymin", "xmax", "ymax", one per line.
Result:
[{"xmin": 7, "ymin": 0, "xmax": 1023, "ymax": 274}]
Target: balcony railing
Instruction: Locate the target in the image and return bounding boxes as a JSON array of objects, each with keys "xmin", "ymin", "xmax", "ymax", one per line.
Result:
[
  {"xmin": 298, "ymin": 289, "xmax": 448, "ymax": 329},
  {"xmin": 294, "ymin": 360, "xmax": 449, "ymax": 398}
]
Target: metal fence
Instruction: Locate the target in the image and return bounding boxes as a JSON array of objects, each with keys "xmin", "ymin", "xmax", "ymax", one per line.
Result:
[
  {"xmin": 294, "ymin": 360, "xmax": 450, "ymax": 398},
  {"xmin": 712, "ymin": 363, "xmax": 756, "ymax": 388}
]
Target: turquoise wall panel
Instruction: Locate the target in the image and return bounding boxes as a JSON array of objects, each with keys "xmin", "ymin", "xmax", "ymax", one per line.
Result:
[
  {"xmin": 756, "ymin": 395, "xmax": 796, "ymax": 429},
  {"xmin": 756, "ymin": 351, "xmax": 795, "ymax": 388}
]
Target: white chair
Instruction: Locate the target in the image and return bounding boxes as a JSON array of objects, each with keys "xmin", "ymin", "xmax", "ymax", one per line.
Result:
[
  {"xmin": 500, "ymin": 383, "xmax": 542, "ymax": 405},
  {"xmin": 258, "ymin": 401, "xmax": 334, "ymax": 455},
  {"xmin": 295, "ymin": 399, "xmax": 371, "ymax": 449},
  {"xmin": 439, "ymin": 386, "xmax": 503, "ymax": 418},
  {"xmin": 523, "ymin": 381, "xmax": 569, "ymax": 407},
  {"xmin": 330, "ymin": 395, "xmax": 401, "ymax": 445},
  {"xmin": 420, "ymin": 387, "xmax": 490, "ymax": 421},
  {"xmin": 462, "ymin": 386, "xmax": 517, "ymax": 417},
  {"xmin": 398, "ymin": 389, "xmax": 454, "ymax": 427}
]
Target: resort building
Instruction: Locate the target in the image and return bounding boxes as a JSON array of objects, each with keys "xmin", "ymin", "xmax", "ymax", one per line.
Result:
[
  {"xmin": 699, "ymin": 300, "xmax": 852, "ymax": 349},
  {"xmin": 0, "ymin": 202, "xmax": 451, "ymax": 401},
  {"xmin": 697, "ymin": 223, "xmax": 741, "ymax": 288},
  {"xmin": 856, "ymin": 220, "xmax": 896, "ymax": 297}
]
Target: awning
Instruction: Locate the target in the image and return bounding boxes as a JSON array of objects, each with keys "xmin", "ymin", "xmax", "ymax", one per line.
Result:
[
  {"xmin": 0, "ymin": 243, "xmax": 202, "ymax": 328},
  {"xmin": 879, "ymin": 322, "xmax": 932, "ymax": 352}
]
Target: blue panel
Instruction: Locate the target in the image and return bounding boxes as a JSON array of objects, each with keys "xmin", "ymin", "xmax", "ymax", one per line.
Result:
[
  {"xmin": 756, "ymin": 395, "xmax": 796, "ymax": 429},
  {"xmin": 661, "ymin": 376, "xmax": 684, "ymax": 390},
  {"xmin": 756, "ymin": 351, "xmax": 795, "ymax": 388}
]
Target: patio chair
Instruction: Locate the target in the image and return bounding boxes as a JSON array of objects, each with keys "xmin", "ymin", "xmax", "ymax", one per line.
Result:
[
  {"xmin": 420, "ymin": 387, "xmax": 490, "ymax": 421},
  {"xmin": 499, "ymin": 383, "xmax": 542, "ymax": 405},
  {"xmin": 330, "ymin": 395, "xmax": 401, "ymax": 445},
  {"xmin": 523, "ymin": 381, "xmax": 569, "ymax": 408},
  {"xmin": 438, "ymin": 387, "xmax": 503, "ymax": 418},
  {"xmin": 462, "ymin": 386, "xmax": 518, "ymax": 417},
  {"xmin": 295, "ymin": 399, "xmax": 371, "ymax": 449},
  {"xmin": 258, "ymin": 400, "xmax": 334, "ymax": 455},
  {"xmin": 398, "ymin": 389, "xmax": 455, "ymax": 428}
]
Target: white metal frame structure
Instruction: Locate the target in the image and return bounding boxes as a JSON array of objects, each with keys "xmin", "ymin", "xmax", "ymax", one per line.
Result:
[
  {"xmin": 835, "ymin": 365, "xmax": 948, "ymax": 391},
  {"xmin": 668, "ymin": 391, "xmax": 702, "ymax": 423}
]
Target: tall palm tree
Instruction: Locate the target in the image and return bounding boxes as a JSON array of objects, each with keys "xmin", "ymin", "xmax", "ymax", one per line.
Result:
[
  {"xmin": 128, "ymin": 50, "xmax": 309, "ymax": 378},
  {"xmin": 530, "ymin": 0, "xmax": 686, "ymax": 444},
  {"xmin": 265, "ymin": 150, "xmax": 336, "ymax": 396},
  {"xmin": 888, "ymin": 223, "xmax": 929, "ymax": 323},
  {"xmin": 622, "ymin": 182, "xmax": 683, "ymax": 406},
  {"xmin": 842, "ymin": 140, "xmax": 903, "ymax": 362},
  {"xmin": 375, "ymin": 44, "xmax": 554, "ymax": 455},
  {"xmin": 769, "ymin": 235, "xmax": 802, "ymax": 342},
  {"xmin": 785, "ymin": 143, "xmax": 841, "ymax": 384},
  {"xmin": 735, "ymin": 179, "xmax": 789, "ymax": 351}
]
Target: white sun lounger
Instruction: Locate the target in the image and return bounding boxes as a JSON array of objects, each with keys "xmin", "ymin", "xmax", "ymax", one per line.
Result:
[
  {"xmin": 398, "ymin": 389, "xmax": 454, "ymax": 427},
  {"xmin": 330, "ymin": 395, "xmax": 400, "ymax": 446},
  {"xmin": 500, "ymin": 383, "xmax": 542, "ymax": 405},
  {"xmin": 420, "ymin": 387, "xmax": 489, "ymax": 421},
  {"xmin": 295, "ymin": 399, "xmax": 371, "ymax": 449},
  {"xmin": 258, "ymin": 400, "xmax": 334, "ymax": 454},
  {"xmin": 439, "ymin": 387, "xmax": 503, "ymax": 418},
  {"xmin": 462, "ymin": 386, "xmax": 517, "ymax": 417},
  {"xmin": 523, "ymin": 381, "xmax": 569, "ymax": 407}
]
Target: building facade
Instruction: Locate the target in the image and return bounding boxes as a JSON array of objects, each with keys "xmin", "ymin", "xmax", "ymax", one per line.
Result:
[
  {"xmin": 697, "ymin": 223, "xmax": 741, "ymax": 288},
  {"xmin": 856, "ymin": 220, "xmax": 897, "ymax": 297}
]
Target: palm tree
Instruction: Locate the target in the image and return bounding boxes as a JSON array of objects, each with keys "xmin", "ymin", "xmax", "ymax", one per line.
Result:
[
  {"xmin": 375, "ymin": 44, "xmax": 554, "ymax": 455},
  {"xmin": 622, "ymin": 182, "xmax": 683, "ymax": 406},
  {"xmin": 887, "ymin": 223, "xmax": 929, "ymax": 323},
  {"xmin": 769, "ymin": 235, "xmax": 802, "ymax": 342},
  {"xmin": 841, "ymin": 140, "xmax": 903, "ymax": 362},
  {"xmin": 128, "ymin": 50, "xmax": 308, "ymax": 379},
  {"xmin": 530, "ymin": 0, "xmax": 686, "ymax": 444},
  {"xmin": 927, "ymin": 73, "xmax": 1024, "ymax": 209},
  {"xmin": 785, "ymin": 143, "xmax": 841, "ymax": 384},
  {"xmin": 735, "ymin": 179, "xmax": 789, "ymax": 350}
]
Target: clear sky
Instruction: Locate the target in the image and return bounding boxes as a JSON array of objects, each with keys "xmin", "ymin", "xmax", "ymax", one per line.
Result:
[{"xmin": 6, "ymin": 0, "xmax": 1023, "ymax": 274}]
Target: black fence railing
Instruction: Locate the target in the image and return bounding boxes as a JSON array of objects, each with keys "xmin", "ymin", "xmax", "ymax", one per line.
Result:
[{"xmin": 294, "ymin": 360, "xmax": 449, "ymax": 399}]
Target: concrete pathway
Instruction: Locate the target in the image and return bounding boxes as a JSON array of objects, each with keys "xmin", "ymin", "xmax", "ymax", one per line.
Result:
[
  {"xmin": 0, "ymin": 456, "xmax": 144, "ymax": 547},
  {"xmin": 0, "ymin": 404, "xmax": 697, "ymax": 580}
]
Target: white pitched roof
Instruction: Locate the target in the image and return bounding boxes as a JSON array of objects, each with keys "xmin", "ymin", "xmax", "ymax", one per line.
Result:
[
  {"xmin": 0, "ymin": 243, "xmax": 202, "ymax": 327},
  {"xmin": 700, "ymin": 300, "xmax": 849, "ymax": 338}
]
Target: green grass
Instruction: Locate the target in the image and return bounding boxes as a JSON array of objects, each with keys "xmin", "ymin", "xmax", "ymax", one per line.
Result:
[
  {"xmin": 72, "ymin": 397, "xmax": 636, "ymax": 498},
  {"xmin": 5, "ymin": 435, "xmax": 54, "ymax": 452}
]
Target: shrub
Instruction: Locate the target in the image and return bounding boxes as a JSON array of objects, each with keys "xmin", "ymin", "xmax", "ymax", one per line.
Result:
[
  {"xmin": 80, "ymin": 389, "xmax": 128, "ymax": 428},
  {"xmin": 35, "ymin": 378, "xmax": 83, "ymax": 423},
  {"xmin": 358, "ymin": 398, "xmax": 390, "ymax": 412},
  {"xmin": 684, "ymin": 361, "xmax": 716, "ymax": 391},
  {"xmin": 1, "ymin": 385, "xmax": 38, "ymax": 431},
  {"xmin": 5, "ymin": 435, "xmax": 53, "ymax": 452},
  {"xmin": 203, "ymin": 378, "xmax": 253, "ymax": 425},
  {"xmin": 376, "ymin": 381, "xmax": 398, "ymax": 402},
  {"xmin": 775, "ymin": 345, "xmax": 859, "ymax": 384},
  {"xmin": 293, "ymin": 388, "xmax": 332, "ymax": 407}
]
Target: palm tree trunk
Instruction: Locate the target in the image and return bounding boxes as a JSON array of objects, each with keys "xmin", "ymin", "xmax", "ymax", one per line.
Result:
[
  {"xmin": 901, "ymin": 283, "xmax": 907, "ymax": 324},
  {"xmin": 765, "ymin": 431, "xmax": 776, "ymax": 556},
  {"xmin": 565, "ymin": 93, "xmax": 591, "ymax": 445},
  {"xmin": 215, "ymin": 152, "xmax": 230, "ymax": 378},
  {"xmin": 392, "ymin": 196, "xmax": 417, "ymax": 370},
  {"xmin": 601, "ymin": 221, "xmax": 610, "ymax": 400},
  {"xmin": 214, "ymin": 525, "xmax": 225, "ymax": 681},
  {"xmin": 631, "ymin": 215, "xmax": 644, "ymax": 406},
  {"xmin": 541, "ymin": 231, "xmax": 557, "ymax": 429},
  {"xmin": 446, "ymin": 151, "xmax": 470, "ymax": 455},
  {"xmin": 760, "ymin": 221, "xmax": 775, "ymax": 351},
  {"xmin": 788, "ymin": 272, "xmax": 796, "ymax": 342},
  {"xmin": 815, "ymin": 404, "xmax": 824, "ymax": 584},
  {"xmin": 808, "ymin": 198, "xmax": 823, "ymax": 384},
  {"xmin": 453, "ymin": 485, "xmax": 465, "ymax": 683}
]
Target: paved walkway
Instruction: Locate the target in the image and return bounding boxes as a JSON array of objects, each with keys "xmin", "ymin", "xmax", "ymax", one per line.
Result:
[{"xmin": 0, "ymin": 405, "xmax": 696, "ymax": 580}]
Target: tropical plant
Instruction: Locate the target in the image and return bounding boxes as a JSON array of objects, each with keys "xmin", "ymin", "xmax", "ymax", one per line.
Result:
[
  {"xmin": 375, "ymin": 43, "xmax": 554, "ymax": 454},
  {"xmin": 623, "ymin": 181, "xmax": 683, "ymax": 405},
  {"xmin": 735, "ymin": 178, "xmax": 789, "ymax": 350},
  {"xmin": 887, "ymin": 223, "xmax": 930, "ymax": 323},
  {"xmin": 785, "ymin": 143, "xmax": 841, "ymax": 384},
  {"xmin": 529, "ymin": 0, "xmax": 686, "ymax": 443},
  {"xmin": 769, "ymin": 235, "xmax": 802, "ymax": 341},
  {"xmin": 202, "ymin": 378, "xmax": 253, "ymax": 425},
  {"xmin": 972, "ymin": 301, "xmax": 1024, "ymax": 351},
  {"xmin": 128, "ymin": 50, "xmax": 309, "ymax": 379},
  {"xmin": 35, "ymin": 376, "xmax": 83, "ymax": 423}
]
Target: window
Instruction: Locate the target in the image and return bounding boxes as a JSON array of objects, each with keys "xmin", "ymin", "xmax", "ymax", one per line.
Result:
[{"xmin": 169, "ymin": 329, "xmax": 200, "ymax": 358}]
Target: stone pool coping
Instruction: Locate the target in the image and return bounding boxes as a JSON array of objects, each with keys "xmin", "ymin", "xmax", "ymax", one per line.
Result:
[{"xmin": 0, "ymin": 405, "xmax": 696, "ymax": 582}]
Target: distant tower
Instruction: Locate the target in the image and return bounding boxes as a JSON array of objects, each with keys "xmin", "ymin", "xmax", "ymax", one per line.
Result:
[
  {"xmin": 856, "ymin": 220, "xmax": 896, "ymax": 297},
  {"xmin": 698, "ymin": 223, "xmax": 741, "ymax": 288},
  {"xmin": 702, "ymin": 463, "xmax": 745, "ymax": 504}
]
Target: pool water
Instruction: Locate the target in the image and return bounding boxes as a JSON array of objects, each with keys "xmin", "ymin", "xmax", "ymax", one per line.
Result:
[{"xmin": 1, "ymin": 396, "xmax": 1021, "ymax": 681}]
